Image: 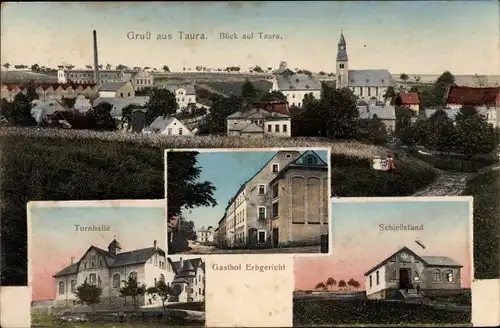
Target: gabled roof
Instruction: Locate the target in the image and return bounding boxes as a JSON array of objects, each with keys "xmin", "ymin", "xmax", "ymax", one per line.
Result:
[
  {"xmin": 92, "ymin": 96, "xmax": 149, "ymax": 117},
  {"xmin": 53, "ymin": 243, "xmax": 165, "ymax": 277},
  {"xmin": 357, "ymin": 105, "xmax": 396, "ymax": 120},
  {"xmin": 270, "ymin": 150, "xmax": 328, "ymax": 184},
  {"xmin": 147, "ymin": 116, "xmax": 189, "ymax": 133},
  {"xmin": 348, "ymin": 70, "xmax": 395, "ymax": 87},
  {"xmin": 98, "ymin": 81, "xmax": 129, "ymax": 92},
  {"xmin": 397, "ymin": 93, "xmax": 420, "ymax": 105},
  {"xmin": 168, "ymin": 257, "xmax": 205, "ymax": 282},
  {"xmin": 162, "ymin": 84, "xmax": 196, "ymax": 95},
  {"xmin": 445, "ymin": 86, "xmax": 500, "ymax": 106},
  {"xmin": 253, "ymin": 101, "xmax": 290, "ymax": 116},
  {"xmin": 226, "ymin": 107, "xmax": 290, "ymax": 120},
  {"xmin": 0, "ymin": 82, "xmax": 96, "ymax": 91},
  {"xmin": 240, "ymin": 122, "xmax": 264, "ymax": 133},
  {"xmin": 364, "ymin": 246, "xmax": 463, "ymax": 276},
  {"xmin": 275, "ymin": 74, "xmax": 322, "ymax": 91}
]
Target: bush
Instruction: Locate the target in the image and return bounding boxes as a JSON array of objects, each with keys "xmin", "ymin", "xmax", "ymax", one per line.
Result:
[
  {"xmin": 0, "ymin": 128, "xmax": 437, "ymax": 285},
  {"xmin": 462, "ymin": 170, "xmax": 500, "ymax": 279},
  {"xmin": 166, "ymin": 302, "xmax": 205, "ymax": 312},
  {"xmin": 412, "ymin": 151, "xmax": 497, "ymax": 172},
  {"xmin": 293, "ymin": 299, "xmax": 470, "ymax": 325}
]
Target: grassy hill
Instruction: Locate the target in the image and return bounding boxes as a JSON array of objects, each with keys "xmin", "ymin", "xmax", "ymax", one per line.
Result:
[{"xmin": 0, "ymin": 128, "xmax": 437, "ymax": 285}]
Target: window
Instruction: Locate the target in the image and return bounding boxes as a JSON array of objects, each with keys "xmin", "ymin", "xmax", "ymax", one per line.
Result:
[
  {"xmin": 283, "ymin": 124, "xmax": 287, "ymax": 133},
  {"xmin": 120, "ymin": 92, "xmax": 124, "ymax": 97},
  {"xmin": 167, "ymin": 128, "xmax": 172, "ymax": 135},
  {"xmin": 258, "ymin": 206, "xmax": 266, "ymax": 220},
  {"xmin": 179, "ymin": 128, "xmax": 183, "ymax": 135},
  {"xmin": 199, "ymin": 288, "xmax": 201, "ymax": 294},
  {"xmin": 258, "ymin": 230, "xmax": 266, "ymax": 243},
  {"xmin": 339, "ymin": 64, "xmax": 344, "ymax": 69},
  {"xmin": 84, "ymin": 263, "xmax": 87, "ymax": 269},
  {"xmin": 268, "ymin": 125, "xmax": 272, "ymax": 132},
  {"xmin": 99, "ymin": 260, "xmax": 103, "ymax": 267},
  {"xmin": 432, "ymin": 269, "xmax": 441, "ymax": 282},
  {"xmin": 258, "ymin": 184, "xmax": 266, "ymax": 195},
  {"xmin": 376, "ymin": 271, "xmax": 379, "ymax": 285},
  {"xmin": 272, "ymin": 184, "xmax": 279, "ymax": 199},
  {"xmin": 89, "ymin": 273, "xmax": 96, "ymax": 285},
  {"xmin": 445, "ymin": 270, "xmax": 453, "ymax": 282},
  {"xmin": 391, "ymin": 270, "xmax": 397, "ymax": 280},
  {"xmin": 368, "ymin": 87, "xmax": 371, "ymax": 96},
  {"xmin": 369, "ymin": 275, "xmax": 372, "ymax": 288},
  {"xmin": 97, "ymin": 276, "xmax": 102, "ymax": 288},
  {"xmin": 71, "ymin": 280, "xmax": 77, "ymax": 293},
  {"xmin": 375, "ymin": 87, "xmax": 379, "ymax": 96},
  {"xmin": 275, "ymin": 124, "xmax": 280, "ymax": 133},
  {"xmin": 182, "ymin": 97, "xmax": 185, "ymax": 101},
  {"xmin": 190, "ymin": 288, "xmax": 194, "ymax": 293},
  {"xmin": 272, "ymin": 164, "xmax": 279, "ymax": 173},
  {"xmin": 306, "ymin": 155, "xmax": 317, "ymax": 165},
  {"xmin": 59, "ymin": 281, "xmax": 65, "ymax": 295},
  {"xmin": 130, "ymin": 271, "xmax": 137, "ymax": 280},
  {"xmin": 91, "ymin": 261, "xmax": 95, "ymax": 268},
  {"xmin": 272, "ymin": 202, "xmax": 279, "ymax": 219},
  {"xmin": 113, "ymin": 274, "xmax": 120, "ymax": 288},
  {"xmin": 360, "ymin": 87, "xmax": 363, "ymax": 96},
  {"xmin": 154, "ymin": 278, "xmax": 157, "ymax": 286}
]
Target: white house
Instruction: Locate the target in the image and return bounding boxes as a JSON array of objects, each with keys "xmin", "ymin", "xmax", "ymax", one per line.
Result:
[
  {"xmin": 30, "ymin": 99, "xmax": 69, "ymax": 124},
  {"xmin": 270, "ymin": 62, "xmax": 322, "ymax": 107},
  {"xmin": 162, "ymin": 84, "xmax": 197, "ymax": 112},
  {"xmin": 226, "ymin": 107, "xmax": 291, "ymax": 138},
  {"xmin": 335, "ymin": 33, "xmax": 395, "ymax": 102},
  {"xmin": 196, "ymin": 227, "xmax": 214, "ymax": 244},
  {"xmin": 53, "ymin": 239, "xmax": 171, "ymax": 308},
  {"xmin": 97, "ymin": 81, "xmax": 135, "ymax": 98},
  {"xmin": 143, "ymin": 116, "xmax": 193, "ymax": 136},
  {"xmin": 122, "ymin": 69, "xmax": 155, "ymax": 91},
  {"xmin": 364, "ymin": 246, "xmax": 463, "ymax": 300},
  {"xmin": 357, "ymin": 104, "xmax": 397, "ymax": 133},
  {"xmin": 73, "ymin": 95, "xmax": 93, "ymax": 112},
  {"xmin": 168, "ymin": 257, "xmax": 205, "ymax": 303}
]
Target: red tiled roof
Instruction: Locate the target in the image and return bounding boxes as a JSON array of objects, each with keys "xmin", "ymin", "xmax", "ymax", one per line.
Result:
[
  {"xmin": 1, "ymin": 82, "xmax": 96, "ymax": 91},
  {"xmin": 398, "ymin": 93, "xmax": 420, "ymax": 105},
  {"xmin": 253, "ymin": 101, "xmax": 290, "ymax": 116},
  {"xmin": 446, "ymin": 86, "xmax": 500, "ymax": 107}
]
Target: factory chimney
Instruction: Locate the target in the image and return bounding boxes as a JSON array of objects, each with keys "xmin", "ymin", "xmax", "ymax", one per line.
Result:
[{"xmin": 93, "ymin": 30, "xmax": 100, "ymax": 85}]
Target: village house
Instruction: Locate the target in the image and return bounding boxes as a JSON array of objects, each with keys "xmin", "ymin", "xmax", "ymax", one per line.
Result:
[
  {"xmin": 218, "ymin": 150, "xmax": 329, "ymax": 249},
  {"xmin": 53, "ymin": 239, "xmax": 173, "ymax": 308},
  {"xmin": 143, "ymin": 116, "xmax": 193, "ymax": 136},
  {"xmin": 357, "ymin": 104, "xmax": 397, "ymax": 133},
  {"xmin": 335, "ymin": 33, "xmax": 395, "ymax": 102},
  {"xmin": 167, "ymin": 257, "xmax": 205, "ymax": 303},
  {"xmin": 196, "ymin": 226, "xmax": 214, "ymax": 244},
  {"xmin": 443, "ymin": 85, "xmax": 500, "ymax": 128},
  {"xmin": 30, "ymin": 99, "xmax": 69, "ymax": 124},
  {"xmin": 270, "ymin": 62, "xmax": 322, "ymax": 107},
  {"xmin": 161, "ymin": 84, "xmax": 197, "ymax": 112},
  {"xmin": 122, "ymin": 69, "xmax": 155, "ymax": 91},
  {"xmin": 73, "ymin": 94, "xmax": 93, "ymax": 112},
  {"xmin": 226, "ymin": 102, "xmax": 292, "ymax": 137},
  {"xmin": 92, "ymin": 96, "xmax": 149, "ymax": 123},
  {"xmin": 1, "ymin": 83, "xmax": 97, "ymax": 102},
  {"xmin": 394, "ymin": 93, "xmax": 420, "ymax": 113},
  {"xmin": 97, "ymin": 81, "xmax": 135, "ymax": 98},
  {"xmin": 269, "ymin": 150, "xmax": 329, "ymax": 247},
  {"xmin": 364, "ymin": 246, "xmax": 464, "ymax": 300}
]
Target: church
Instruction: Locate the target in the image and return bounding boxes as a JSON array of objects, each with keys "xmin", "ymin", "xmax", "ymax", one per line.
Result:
[
  {"xmin": 53, "ymin": 238, "xmax": 205, "ymax": 309},
  {"xmin": 335, "ymin": 32, "xmax": 395, "ymax": 103},
  {"xmin": 364, "ymin": 246, "xmax": 464, "ymax": 300}
]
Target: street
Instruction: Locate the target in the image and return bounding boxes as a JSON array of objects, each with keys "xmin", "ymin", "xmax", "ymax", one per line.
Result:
[{"xmin": 182, "ymin": 241, "xmax": 321, "ymax": 254}]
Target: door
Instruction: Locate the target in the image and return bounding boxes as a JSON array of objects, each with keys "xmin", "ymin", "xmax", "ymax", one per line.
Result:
[
  {"xmin": 399, "ymin": 269, "xmax": 410, "ymax": 289},
  {"xmin": 272, "ymin": 228, "xmax": 279, "ymax": 248}
]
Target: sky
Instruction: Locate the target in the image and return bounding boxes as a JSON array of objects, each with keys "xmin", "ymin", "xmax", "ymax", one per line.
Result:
[
  {"xmin": 30, "ymin": 203, "xmax": 165, "ymax": 301},
  {"xmin": 181, "ymin": 149, "xmax": 328, "ymax": 229},
  {"xmin": 1, "ymin": 1, "xmax": 498, "ymax": 75},
  {"xmin": 294, "ymin": 199, "xmax": 472, "ymax": 291}
]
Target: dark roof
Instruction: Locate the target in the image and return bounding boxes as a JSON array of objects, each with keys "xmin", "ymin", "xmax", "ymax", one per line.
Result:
[
  {"xmin": 270, "ymin": 150, "xmax": 328, "ymax": 185},
  {"xmin": 99, "ymin": 81, "xmax": 128, "ymax": 92},
  {"xmin": 1, "ymin": 82, "xmax": 95, "ymax": 91},
  {"xmin": 168, "ymin": 258, "xmax": 205, "ymax": 284},
  {"xmin": 108, "ymin": 238, "xmax": 121, "ymax": 250},
  {"xmin": 445, "ymin": 86, "xmax": 500, "ymax": 106},
  {"xmin": 53, "ymin": 244, "xmax": 165, "ymax": 277},
  {"xmin": 253, "ymin": 101, "xmax": 290, "ymax": 116},
  {"xmin": 364, "ymin": 246, "xmax": 463, "ymax": 276}
]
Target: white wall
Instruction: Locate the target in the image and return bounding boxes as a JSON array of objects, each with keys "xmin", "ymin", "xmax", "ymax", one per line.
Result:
[
  {"xmin": 174, "ymin": 88, "xmax": 196, "ymax": 111},
  {"xmin": 270, "ymin": 78, "xmax": 321, "ymax": 107},
  {"xmin": 263, "ymin": 119, "xmax": 292, "ymax": 137},
  {"xmin": 365, "ymin": 264, "xmax": 387, "ymax": 297},
  {"xmin": 98, "ymin": 91, "xmax": 116, "ymax": 98},
  {"xmin": 160, "ymin": 120, "xmax": 193, "ymax": 136},
  {"xmin": 350, "ymin": 86, "xmax": 388, "ymax": 102}
]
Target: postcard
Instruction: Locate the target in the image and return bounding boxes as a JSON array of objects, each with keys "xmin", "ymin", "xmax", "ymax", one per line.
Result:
[{"xmin": 166, "ymin": 148, "xmax": 331, "ymax": 256}]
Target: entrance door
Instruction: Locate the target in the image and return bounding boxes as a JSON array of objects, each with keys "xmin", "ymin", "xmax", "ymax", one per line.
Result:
[
  {"xmin": 272, "ymin": 228, "xmax": 279, "ymax": 248},
  {"xmin": 399, "ymin": 269, "xmax": 410, "ymax": 289}
]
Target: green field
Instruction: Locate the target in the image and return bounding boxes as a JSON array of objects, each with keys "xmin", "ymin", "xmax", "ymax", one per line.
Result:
[
  {"xmin": 1, "ymin": 128, "xmax": 437, "ymax": 285},
  {"xmin": 31, "ymin": 314, "xmax": 201, "ymax": 327}
]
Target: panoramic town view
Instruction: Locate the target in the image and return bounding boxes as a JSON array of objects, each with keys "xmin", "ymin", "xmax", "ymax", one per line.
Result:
[{"xmin": 1, "ymin": 1, "xmax": 499, "ymax": 327}]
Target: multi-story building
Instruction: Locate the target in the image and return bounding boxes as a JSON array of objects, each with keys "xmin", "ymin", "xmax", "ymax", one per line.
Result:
[
  {"xmin": 226, "ymin": 106, "xmax": 291, "ymax": 138},
  {"xmin": 195, "ymin": 226, "xmax": 214, "ymax": 244},
  {"xmin": 161, "ymin": 84, "xmax": 197, "ymax": 112},
  {"xmin": 168, "ymin": 257, "xmax": 205, "ymax": 303},
  {"xmin": 335, "ymin": 32, "xmax": 395, "ymax": 102},
  {"xmin": 218, "ymin": 150, "xmax": 329, "ymax": 249},
  {"xmin": 58, "ymin": 69, "xmax": 123, "ymax": 85}
]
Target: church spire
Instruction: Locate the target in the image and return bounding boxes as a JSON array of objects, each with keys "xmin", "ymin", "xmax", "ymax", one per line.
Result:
[{"xmin": 336, "ymin": 32, "xmax": 348, "ymax": 62}]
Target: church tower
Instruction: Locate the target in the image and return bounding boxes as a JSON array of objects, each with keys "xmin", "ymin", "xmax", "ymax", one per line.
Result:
[{"xmin": 336, "ymin": 32, "xmax": 349, "ymax": 89}]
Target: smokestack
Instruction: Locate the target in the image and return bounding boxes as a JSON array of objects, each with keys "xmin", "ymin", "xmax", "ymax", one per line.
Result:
[
  {"xmin": 93, "ymin": 30, "xmax": 100, "ymax": 85},
  {"xmin": 153, "ymin": 240, "xmax": 157, "ymax": 249},
  {"xmin": 70, "ymin": 257, "xmax": 74, "ymax": 265}
]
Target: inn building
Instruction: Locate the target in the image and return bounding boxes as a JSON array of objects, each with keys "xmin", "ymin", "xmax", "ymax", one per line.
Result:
[
  {"xmin": 364, "ymin": 246, "xmax": 464, "ymax": 300},
  {"xmin": 216, "ymin": 150, "xmax": 329, "ymax": 249}
]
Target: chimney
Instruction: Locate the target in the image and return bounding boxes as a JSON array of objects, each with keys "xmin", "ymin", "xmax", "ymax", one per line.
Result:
[
  {"xmin": 153, "ymin": 240, "xmax": 157, "ymax": 249},
  {"xmin": 93, "ymin": 30, "xmax": 100, "ymax": 85},
  {"xmin": 70, "ymin": 257, "xmax": 74, "ymax": 265}
]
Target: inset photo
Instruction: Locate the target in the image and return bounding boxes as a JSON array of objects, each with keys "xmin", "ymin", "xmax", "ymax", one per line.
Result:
[
  {"xmin": 166, "ymin": 148, "xmax": 331, "ymax": 255},
  {"xmin": 294, "ymin": 197, "xmax": 472, "ymax": 327},
  {"xmin": 29, "ymin": 200, "xmax": 205, "ymax": 327}
]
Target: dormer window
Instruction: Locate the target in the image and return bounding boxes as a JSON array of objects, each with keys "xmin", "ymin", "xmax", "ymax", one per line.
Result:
[
  {"xmin": 381, "ymin": 79, "xmax": 385, "ymax": 83},
  {"xmin": 306, "ymin": 155, "xmax": 317, "ymax": 165},
  {"xmin": 365, "ymin": 79, "xmax": 369, "ymax": 83},
  {"xmin": 305, "ymin": 85, "xmax": 310, "ymax": 89}
]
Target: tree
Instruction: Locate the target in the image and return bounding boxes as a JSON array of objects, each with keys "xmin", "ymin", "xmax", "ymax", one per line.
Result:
[
  {"xmin": 347, "ymin": 278, "xmax": 360, "ymax": 290},
  {"xmin": 399, "ymin": 73, "xmax": 409, "ymax": 82},
  {"xmin": 253, "ymin": 66, "xmax": 264, "ymax": 73},
  {"xmin": 424, "ymin": 109, "xmax": 456, "ymax": 152},
  {"xmin": 260, "ymin": 91, "xmax": 286, "ymax": 102},
  {"xmin": 25, "ymin": 81, "xmax": 39, "ymax": 103},
  {"xmin": 75, "ymin": 281, "xmax": 102, "ymax": 313},
  {"xmin": 338, "ymin": 280, "xmax": 347, "ymax": 290},
  {"xmin": 315, "ymin": 282, "xmax": 326, "ymax": 290},
  {"xmin": 30, "ymin": 64, "xmax": 40, "ymax": 72},
  {"xmin": 60, "ymin": 97, "xmax": 76, "ymax": 109},
  {"xmin": 98, "ymin": 64, "xmax": 103, "ymax": 69},
  {"xmin": 318, "ymin": 71, "xmax": 326, "ymax": 76},
  {"xmin": 161, "ymin": 65, "xmax": 170, "ymax": 72},
  {"xmin": 116, "ymin": 64, "xmax": 128, "ymax": 70},
  {"xmin": 105, "ymin": 63, "xmax": 112, "ymax": 70},
  {"xmin": 3, "ymin": 63, "xmax": 10, "ymax": 70},
  {"xmin": 383, "ymin": 86, "xmax": 396, "ymax": 102},
  {"xmin": 326, "ymin": 277, "xmax": 336, "ymax": 290},
  {"xmin": 92, "ymin": 102, "xmax": 117, "ymax": 131},
  {"xmin": 65, "ymin": 65, "xmax": 75, "ymax": 70},
  {"xmin": 85, "ymin": 65, "xmax": 92, "ymax": 69},
  {"xmin": 454, "ymin": 105, "xmax": 498, "ymax": 156},
  {"xmin": 429, "ymin": 70, "xmax": 456, "ymax": 107},
  {"xmin": 414, "ymin": 75, "xmax": 421, "ymax": 83},
  {"xmin": 198, "ymin": 95, "xmax": 241, "ymax": 135},
  {"xmin": 357, "ymin": 114, "xmax": 389, "ymax": 145},
  {"xmin": 394, "ymin": 106, "xmax": 414, "ymax": 138},
  {"xmin": 57, "ymin": 65, "xmax": 65, "ymax": 69},
  {"xmin": 119, "ymin": 275, "xmax": 147, "ymax": 312},
  {"xmin": 241, "ymin": 79, "xmax": 258, "ymax": 104},
  {"xmin": 147, "ymin": 280, "xmax": 174, "ymax": 323},
  {"xmin": 121, "ymin": 104, "xmax": 144, "ymax": 130},
  {"xmin": 145, "ymin": 88, "xmax": 178, "ymax": 125},
  {"xmin": 6, "ymin": 93, "xmax": 37, "ymax": 127}
]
